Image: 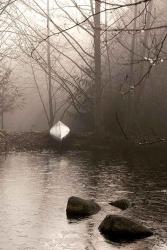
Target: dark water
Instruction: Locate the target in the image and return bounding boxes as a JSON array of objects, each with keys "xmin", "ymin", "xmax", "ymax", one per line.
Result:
[{"xmin": 0, "ymin": 151, "xmax": 166, "ymax": 250}]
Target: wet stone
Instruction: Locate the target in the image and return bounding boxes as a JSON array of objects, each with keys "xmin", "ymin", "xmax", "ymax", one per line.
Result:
[
  {"xmin": 99, "ymin": 215, "xmax": 153, "ymax": 242},
  {"xmin": 66, "ymin": 196, "xmax": 101, "ymax": 219},
  {"xmin": 109, "ymin": 199, "xmax": 130, "ymax": 210}
]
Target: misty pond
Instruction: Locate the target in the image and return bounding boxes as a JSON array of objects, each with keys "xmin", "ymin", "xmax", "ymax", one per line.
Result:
[{"xmin": 0, "ymin": 151, "xmax": 166, "ymax": 250}]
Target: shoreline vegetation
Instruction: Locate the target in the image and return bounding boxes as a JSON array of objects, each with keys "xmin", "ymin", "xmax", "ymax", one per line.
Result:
[{"xmin": 0, "ymin": 131, "xmax": 167, "ymax": 157}]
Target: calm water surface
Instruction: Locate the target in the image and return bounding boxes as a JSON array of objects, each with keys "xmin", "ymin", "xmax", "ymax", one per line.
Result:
[{"xmin": 0, "ymin": 151, "xmax": 166, "ymax": 250}]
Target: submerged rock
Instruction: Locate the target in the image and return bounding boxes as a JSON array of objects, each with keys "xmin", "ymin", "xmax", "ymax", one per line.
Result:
[
  {"xmin": 66, "ymin": 196, "xmax": 101, "ymax": 219},
  {"xmin": 109, "ymin": 199, "xmax": 130, "ymax": 210},
  {"xmin": 99, "ymin": 215, "xmax": 153, "ymax": 242}
]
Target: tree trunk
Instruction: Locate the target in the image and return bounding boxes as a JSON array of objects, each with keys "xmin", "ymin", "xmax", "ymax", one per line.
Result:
[
  {"xmin": 1, "ymin": 112, "xmax": 4, "ymax": 130},
  {"xmin": 94, "ymin": 0, "xmax": 103, "ymax": 135},
  {"xmin": 127, "ymin": 1, "xmax": 138, "ymax": 138},
  {"xmin": 135, "ymin": 1, "xmax": 154, "ymax": 108},
  {"xmin": 47, "ymin": 0, "xmax": 54, "ymax": 128}
]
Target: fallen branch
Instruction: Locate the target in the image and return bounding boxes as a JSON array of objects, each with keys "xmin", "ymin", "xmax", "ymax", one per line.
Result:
[
  {"xmin": 115, "ymin": 112, "xmax": 129, "ymax": 140},
  {"xmin": 137, "ymin": 138, "xmax": 166, "ymax": 145}
]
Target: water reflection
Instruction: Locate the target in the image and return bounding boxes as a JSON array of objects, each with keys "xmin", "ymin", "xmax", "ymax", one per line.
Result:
[{"xmin": 0, "ymin": 151, "xmax": 166, "ymax": 249}]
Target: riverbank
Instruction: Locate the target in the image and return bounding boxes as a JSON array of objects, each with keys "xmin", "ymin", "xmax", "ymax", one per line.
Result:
[
  {"xmin": 0, "ymin": 131, "xmax": 115, "ymax": 152},
  {"xmin": 0, "ymin": 131, "xmax": 167, "ymax": 158}
]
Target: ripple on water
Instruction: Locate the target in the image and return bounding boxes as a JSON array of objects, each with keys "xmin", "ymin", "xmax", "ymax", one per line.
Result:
[{"xmin": 0, "ymin": 151, "xmax": 166, "ymax": 250}]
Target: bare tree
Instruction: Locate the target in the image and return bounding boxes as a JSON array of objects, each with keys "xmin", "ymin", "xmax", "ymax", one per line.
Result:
[
  {"xmin": 3, "ymin": 0, "xmax": 167, "ymax": 138},
  {"xmin": 0, "ymin": 66, "xmax": 23, "ymax": 129}
]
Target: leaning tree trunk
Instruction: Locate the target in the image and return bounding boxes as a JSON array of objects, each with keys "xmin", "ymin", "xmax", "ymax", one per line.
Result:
[{"xmin": 94, "ymin": 0, "xmax": 103, "ymax": 135}]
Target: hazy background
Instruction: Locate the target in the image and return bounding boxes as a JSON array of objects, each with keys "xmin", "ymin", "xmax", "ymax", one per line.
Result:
[{"xmin": 1, "ymin": 0, "xmax": 167, "ymax": 139}]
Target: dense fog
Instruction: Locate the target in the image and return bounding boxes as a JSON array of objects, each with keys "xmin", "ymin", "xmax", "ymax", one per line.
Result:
[{"xmin": 0, "ymin": 0, "xmax": 167, "ymax": 141}]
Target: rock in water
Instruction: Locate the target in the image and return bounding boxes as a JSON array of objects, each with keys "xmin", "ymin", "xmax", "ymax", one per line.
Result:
[
  {"xmin": 99, "ymin": 215, "xmax": 153, "ymax": 242},
  {"xmin": 109, "ymin": 199, "xmax": 130, "ymax": 210},
  {"xmin": 66, "ymin": 196, "xmax": 101, "ymax": 219}
]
